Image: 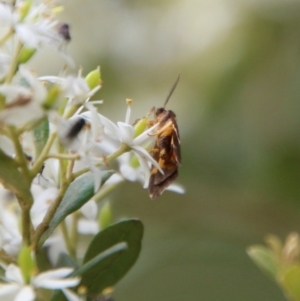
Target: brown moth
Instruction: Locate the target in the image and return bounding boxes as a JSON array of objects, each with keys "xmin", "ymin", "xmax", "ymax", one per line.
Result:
[{"xmin": 148, "ymin": 75, "xmax": 181, "ymax": 199}]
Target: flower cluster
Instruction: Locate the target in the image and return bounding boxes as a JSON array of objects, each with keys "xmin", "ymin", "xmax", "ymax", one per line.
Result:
[{"xmin": 0, "ymin": 1, "xmax": 184, "ymax": 300}]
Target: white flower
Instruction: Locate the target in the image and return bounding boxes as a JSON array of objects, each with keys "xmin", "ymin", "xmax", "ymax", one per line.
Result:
[
  {"xmin": 30, "ymin": 186, "xmax": 59, "ymax": 228},
  {"xmin": 55, "ymin": 103, "xmax": 112, "ymax": 192},
  {"xmin": 0, "ymin": 1, "xmax": 70, "ymax": 60},
  {"xmin": 0, "ymin": 53, "xmax": 10, "ymax": 79},
  {"xmin": 0, "ymin": 199, "xmax": 22, "ymax": 256},
  {"xmin": 106, "ymin": 152, "xmax": 186, "ymax": 195},
  {"xmin": 0, "ymin": 264, "xmax": 80, "ymax": 301},
  {"xmin": 0, "ymin": 135, "xmax": 15, "ymax": 156},
  {"xmin": 77, "ymin": 200, "xmax": 99, "ymax": 235},
  {"xmin": 98, "ymin": 106, "xmax": 162, "ymax": 188},
  {"xmin": 0, "ymin": 66, "xmax": 46, "ymax": 126},
  {"xmin": 100, "ymin": 103, "xmax": 185, "ymax": 195},
  {"xmin": 39, "ymin": 70, "xmax": 101, "ymax": 107}
]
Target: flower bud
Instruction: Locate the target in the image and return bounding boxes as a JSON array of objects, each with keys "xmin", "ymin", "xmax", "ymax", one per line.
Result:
[
  {"xmin": 99, "ymin": 201, "xmax": 112, "ymax": 230},
  {"xmin": 18, "ymin": 46, "xmax": 36, "ymax": 64},
  {"xmin": 43, "ymin": 85, "xmax": 62, "ymax": 110},
  {"xmin": 130, "ymin": 155, "xmax": 140, "ymax": 168},
  {"xmin": 134, "ymin": 117, "xmax": 148, "ymax": 138},
  {"xmin": 18, "ymin": 0, "xmax": 32, "ymax": 21},
  {"xmin": 85, "ymin": 67, "xmax": 101, "ymax": 90},
  {"xmin": 18, "ymin": 245, "xmax": 36, "ymax": 283}
]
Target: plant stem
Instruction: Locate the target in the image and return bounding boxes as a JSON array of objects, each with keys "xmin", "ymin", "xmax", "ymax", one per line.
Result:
[
  {"xmin": 94, "ymin": 182, "xmax": 123, "ymax": 203},
  {"xmin": 47, "ymin": 153, "xmax": 80, "ymax": 160},
  {"xmin": 32, "ymin": 182, "xmax": 69, "ymax": 250},
  {"xmin": 31, "ymin": 132, "xmax": 57, "ymax": 177},
  {"xmin": 8, "ymin": 126, "xmax": 31, "ymax": 184},
  {"xmin": 72, "ymin": 143, "xmax": 130, "ymax": 180},
  {"xmin": 66, "ymin": 159, "xmax": 75, "ymax": 180},
  {"xmin": 21, "ymin": 202, "xmax": 32, "ymax": 246},
  {"xmin": 0, "ymin": 28, "xmax": 13, "ymax": 46},
  {"xmin": 60, "ymin": 220, "xmax": 76, "ymax": 258},
  {"xmin": 69, "ymin": 212, "xmax": 79, "ymax": 256}
]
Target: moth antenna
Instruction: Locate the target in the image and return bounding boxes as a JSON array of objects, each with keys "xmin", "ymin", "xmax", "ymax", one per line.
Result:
[{"xmin": 163, "ymin": 74, "xmax": 180, "ymax": 108}]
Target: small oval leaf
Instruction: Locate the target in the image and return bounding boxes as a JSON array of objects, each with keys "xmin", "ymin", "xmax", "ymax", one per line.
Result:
[
  {"xmin": 0, "ymin": 149, "xmax": 32, "ymax": 203},
  {"xmin": 50, "ymin": 243, "xmax": 126, "ymax": 301},
  {"xmin": 81, "ymin": 219, "xmax": 143, "ymax": 295},
  {"xmin": 247, "ymin": 245, "xmax": 278, "ymax": 279}
]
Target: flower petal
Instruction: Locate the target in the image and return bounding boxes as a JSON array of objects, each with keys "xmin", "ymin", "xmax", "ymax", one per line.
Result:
[
  {"xmin": 134, "ymin": 152, "xmax": 151, "ymax": 188},
  {"xmin": 0, "ymin": 283, "xmax": 20, "ymax": 297},
  {"xmin": 77, "ymin": 219, "xmax": 99, "ymax": 235},
  {"xmin": 117, "ymin": 122, "xmax": 134, "ymax": 144},
  {"xmin": 15, "ymin": 286, "xmax": 35, "ymax": 301},
  {"xmin": 34, "ymin": 277, "xmax": 80, "ymax": 289},
  {"xmin": 166, "ymin": 183, "xmax": 185, "ymax": 194},
  {"xmin": 62, "ymin": 288, "xmax": 81, "ymax": 301},
  {"xmin": 34, "ymin": 268, "xmax": 74, "ymax": 282},
  {"xmin": 132, "ymin": 145, "xmax": 163, "ymax": 174},
  {"xmin": 83, "ymin": 103, "xmax": 104, "ymax": 141},
  {"xmin": 98, "ymin": 114, "xmax": 122, "ymax": 141},
  {"xmin": 80, "ymin": 200, "xmax": 97, "ymax": 220},
  {"xmin": 5, "ymin": 265, "xmax": 24, "ymax": 284},
  {"xmin": 120, "ymin": 164, "xmax": 138, "ymax": 182},
  {"xmin": 0, "ymin": 3, "xmax": 14, "ymax": 26},
  {"xmin": 132, "ymin": 122, "xmax": 159, "ymax": 146}
]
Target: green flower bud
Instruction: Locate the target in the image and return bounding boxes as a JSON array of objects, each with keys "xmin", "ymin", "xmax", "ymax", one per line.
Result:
[
  {"xmin": 99, "ymin": 201, "xmax": 112, "ymax": 230},
  {"xmin": 85, "ymin": 66, "xmax": 101, "ymax": 90},
  {"xmin": 18, "ymin": 46, "xmax": 36, "ymax": 64},
  {"xmin": 130, "ymin": 154, "xmax": 140, "ymax": 168},
  {"xmin": 18, "ymin": 0, "xmax": 32, "ymax": 21},
  {"xmin": 134, "ymin": 117, "xmax": 148, "ymax": 138},
  {"xmin": 43, "ymin": 85, "xmax": 62, "ymax": 110},
  {"xmin": 18, "ymin": 245, "xmax": 36, "ymax": 284}
]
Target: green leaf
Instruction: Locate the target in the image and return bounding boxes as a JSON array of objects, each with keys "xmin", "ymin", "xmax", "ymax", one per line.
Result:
[
  {"xmin": 33, "ymin": 118, "xmax": 49, "ymax": 157},
  {"xmin": 0, "ymin": 149, "xmax": 32, "ymax": 203},
  {"xmin": 38, "ymin": 171, "xmax": 114, "ymax": 247},
  {"xmin": 81, "ymin": 219, "xmax": 143, "ymax": 295},
  {"xmin": 247, "ymin": 245, "xmax": 278, "ymax": 279},
  {"xmin": 50, "ymin": 243, "xmax": 127, "ymax": 301},
  {"xmin": 281, "ymin": 265, "xmax": 300, "ymax": 301},
  {"xmin": 36, "ymin": 247, "xmax": 52, "ymax": 272},
  {"xmin": 56, "ymin": 253, "xmax": 78, "ymax": 269},
  {"xmin": 75, "ymin": 242, "xmax": 127, "ymax": 277}
]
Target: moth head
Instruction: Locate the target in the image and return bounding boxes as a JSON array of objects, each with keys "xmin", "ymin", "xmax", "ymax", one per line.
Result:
[{"xmin": 155, "ymin": 107, "xmax": 166, "ymax": 117}]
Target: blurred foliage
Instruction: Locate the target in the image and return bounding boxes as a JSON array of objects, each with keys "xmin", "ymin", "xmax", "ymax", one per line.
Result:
[
  {"xmin": 30, "ymin": 0, "xmax": 300, "ymax": 300},
  {"xmin": 249, "ymin": 233, "xmax": 300, "ymax": 301}
]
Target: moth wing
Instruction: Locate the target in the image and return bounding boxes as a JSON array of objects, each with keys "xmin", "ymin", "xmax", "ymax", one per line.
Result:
[
  {"xmin": 149, "ymin": 169, "xmax": 178, "ymax": 200},
  {"xmin": 171, "ymin": 122, "xmax": 181, "ymax": 164}
]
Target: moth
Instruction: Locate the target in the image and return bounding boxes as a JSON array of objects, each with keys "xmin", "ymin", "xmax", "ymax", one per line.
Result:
[{"xmin": 148, "ymin": 75, "xmax": 181, "ymax": 199}]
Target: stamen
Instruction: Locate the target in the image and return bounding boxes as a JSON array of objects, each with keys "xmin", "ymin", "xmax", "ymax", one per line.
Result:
[{"xmin": 125, "ymin": 98, "xmax": 132, "ymax": 124}]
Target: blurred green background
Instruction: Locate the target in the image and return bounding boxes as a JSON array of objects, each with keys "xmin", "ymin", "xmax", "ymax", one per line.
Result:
[{"xmin": 32, "ymin": 0, "xmax": 300, "ymax": 300}]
